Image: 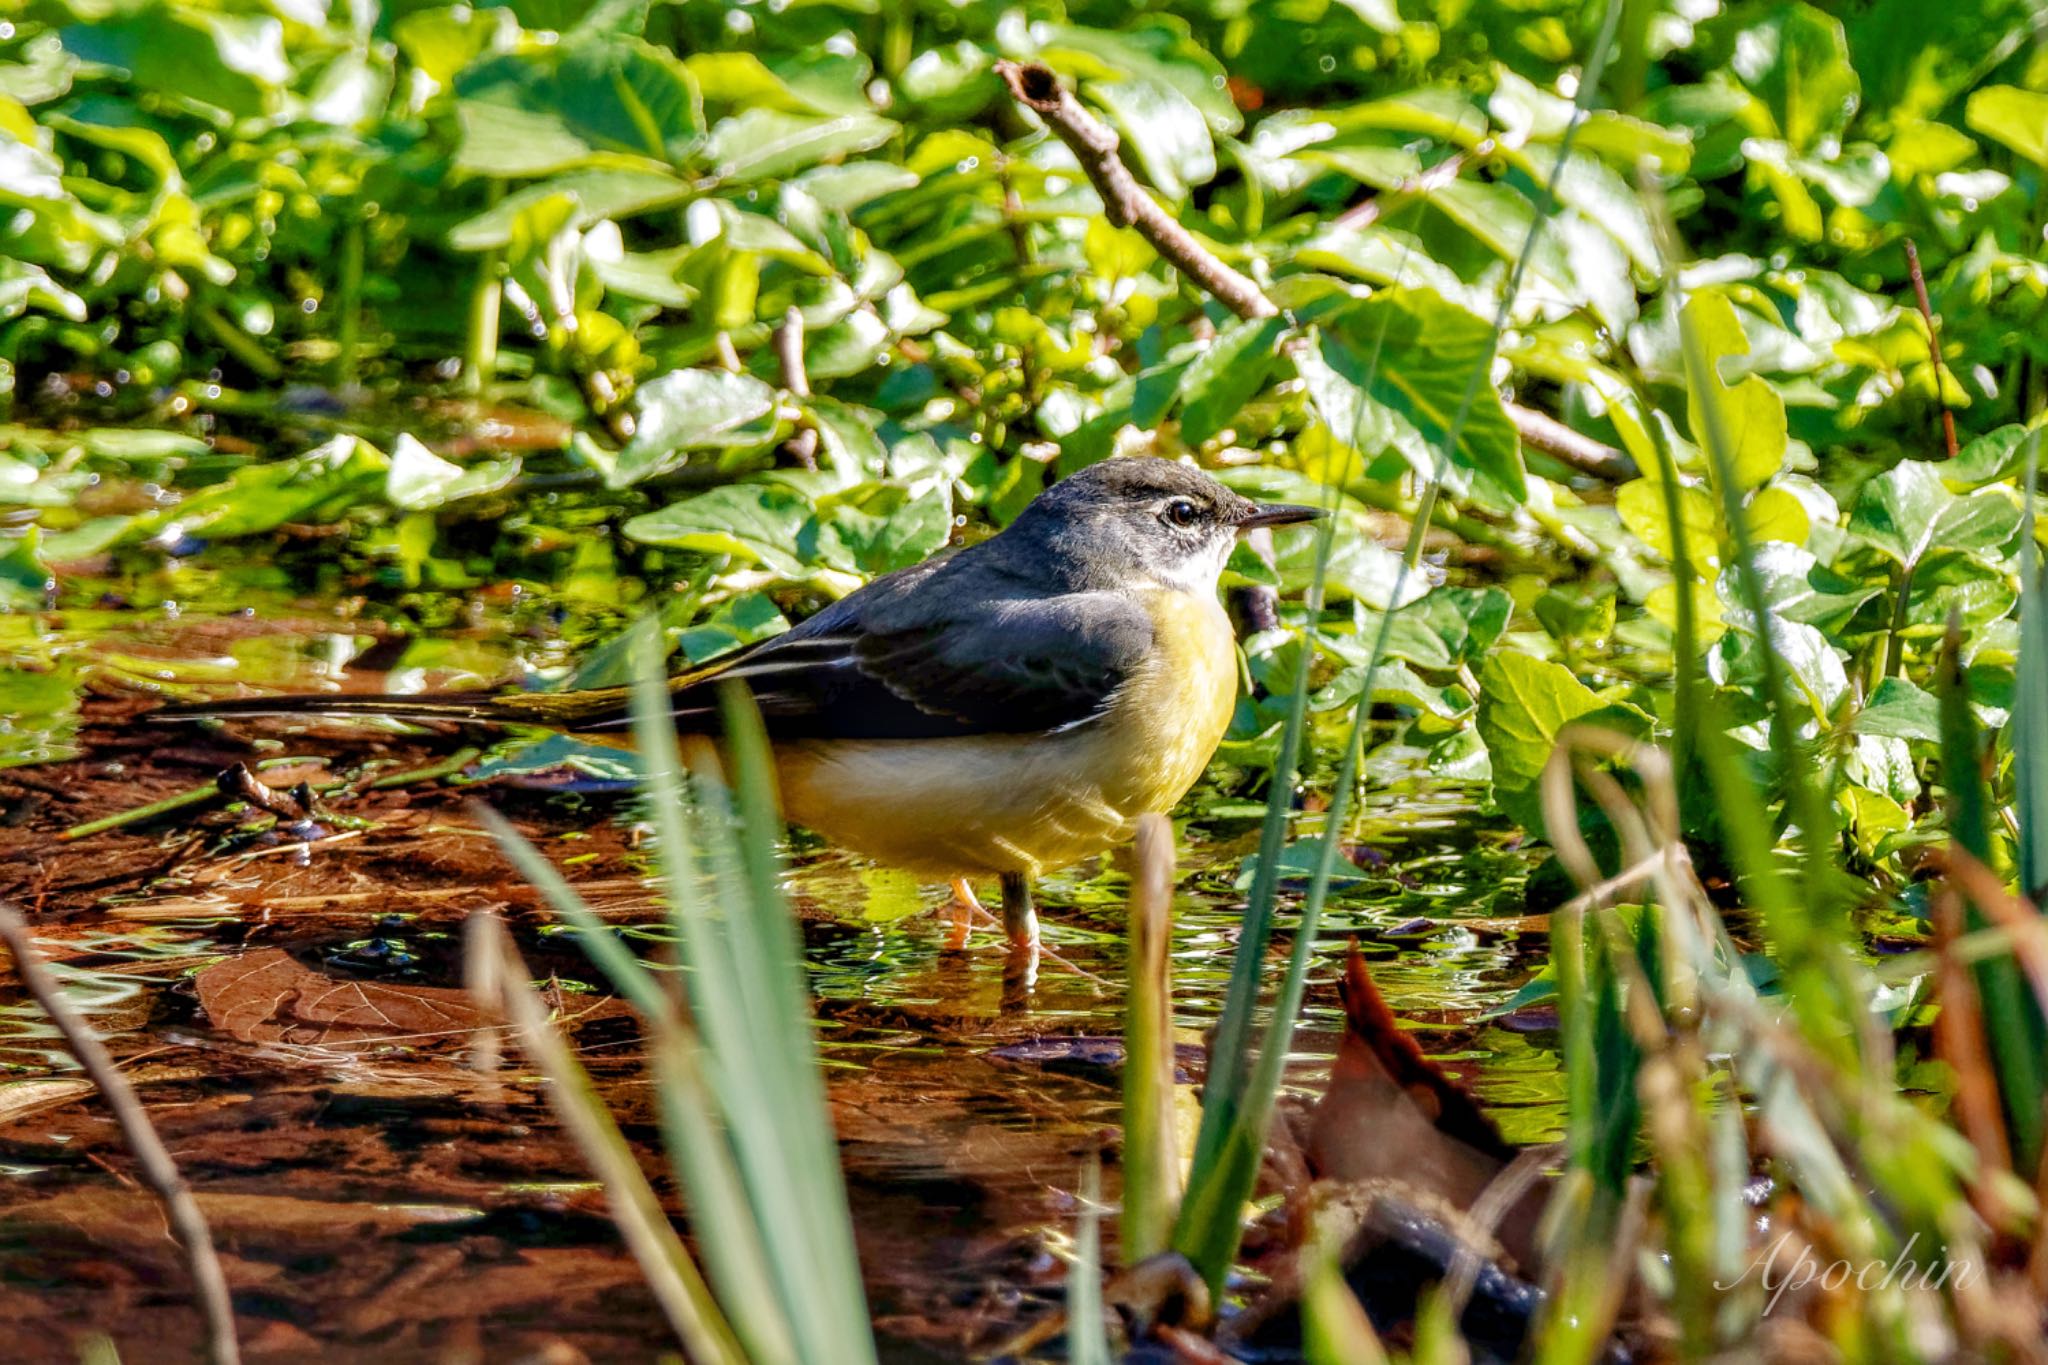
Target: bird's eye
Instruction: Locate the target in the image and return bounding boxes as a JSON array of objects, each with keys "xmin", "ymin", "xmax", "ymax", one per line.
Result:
[{"xmin": 1162, "ymin": 499, "xmax": 1201, "ymax": 528}]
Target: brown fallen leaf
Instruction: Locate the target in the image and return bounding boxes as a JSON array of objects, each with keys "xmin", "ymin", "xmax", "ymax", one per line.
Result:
[
  {"xmin": 1305, "ymin": 943, "xmax": 1544, "ymax": 1266},
  {"xmin": 195, "ymin": 947, "xmax": 486, "ymax": 1048}
]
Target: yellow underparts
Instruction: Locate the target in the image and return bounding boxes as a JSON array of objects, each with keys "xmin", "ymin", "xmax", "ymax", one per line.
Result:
[{"xmin": 774, "ymin": 587, "xmax": 1238, "ymax": 878}]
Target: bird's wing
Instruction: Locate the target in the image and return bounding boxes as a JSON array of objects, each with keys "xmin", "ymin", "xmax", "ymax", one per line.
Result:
[{"xmin": 566, "ymin": 577, "xmax": 1157, "ymax": 740}]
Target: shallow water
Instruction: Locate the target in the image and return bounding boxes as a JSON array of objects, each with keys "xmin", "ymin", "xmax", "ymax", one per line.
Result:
[{"xmin": 0, "ymin": 556, "xmax": 1561, "ymax": 1361}]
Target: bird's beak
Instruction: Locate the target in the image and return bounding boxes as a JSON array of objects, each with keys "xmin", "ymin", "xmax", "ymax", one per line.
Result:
[{"xmin": 1235, "ymin": 502, "xmax": 1326, "ymax": 530}]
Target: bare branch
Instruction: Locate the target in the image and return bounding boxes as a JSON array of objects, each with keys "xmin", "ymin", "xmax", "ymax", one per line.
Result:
[
  {"xmin": 1507, "ymin": 403, "xmax": 1637, "ymax": 481},
  {"xmin": 0, "ymin": 902, "xmax": 240, "ymax": 1365},
  {"xmin": 996, "ymin": 60, "xmax": 1276, "ymax": 322}
]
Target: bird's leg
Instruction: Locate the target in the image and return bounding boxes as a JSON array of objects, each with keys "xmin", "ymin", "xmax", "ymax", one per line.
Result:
[
  {"xmin": 999, "ymin": 872, "xmax": 1039, "ymax": 1010},
  {"xmin": 939, "ymin": 878, "xmax": 981, "ymax": 953},
  {"xmin": 999, "ymin": 871, "xmax": 1039, "ymax": 952}
]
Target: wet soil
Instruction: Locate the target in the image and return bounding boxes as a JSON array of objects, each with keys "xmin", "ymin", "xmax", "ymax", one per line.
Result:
[{"xmin": 0, "ymin": 608, "xmax": 1561, "ymax": 1363}]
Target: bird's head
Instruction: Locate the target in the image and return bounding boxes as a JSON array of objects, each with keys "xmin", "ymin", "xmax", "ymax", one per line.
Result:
[{"xmin": 1008, "ymin": 456, "xmax": 1324, "ymax": 593}]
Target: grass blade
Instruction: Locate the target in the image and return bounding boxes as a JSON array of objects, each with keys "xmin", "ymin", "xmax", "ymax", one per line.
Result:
[
  {"xmin": 474, "ymin": 805, "xmax": 795, "ymax": 1362},
  {"xmin": 1940, "ymin": 616, "xmax": 2048, "ymax": 1171},
  {"xmin": 1122, "ymin": 812, "xmax": 1181, "ymax": 1261},
  {"xmin": 463, "ymin": 913, "xmax": 745, "ymax": 1365},
  {"xmin": 2016, "ymin": 428, "xmax": 2046, "ymax": 904},
  {"xmin": 1067, "ymin": 1155, "xmax": 1113, "ymax": 1365}
]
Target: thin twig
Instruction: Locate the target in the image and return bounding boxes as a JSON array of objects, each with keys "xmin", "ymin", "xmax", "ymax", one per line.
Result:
[
  {"xmin": 1903, "ymin": 238, "xmax": 1959, "ymax": 459},
  {"xmin": 773, "ymin": 306, "xmax": 820, "ymax": 472},
  {"xmin": 216, "ymin": 763, "xmax": 314, "ymax": 824},
  {"xmin": 996, "ymin": 60, "xmax": 1276, "ymax": 322},
  {"xmin": 0, "ymin": 902, "xmax": 240, "ymax": 1365}
]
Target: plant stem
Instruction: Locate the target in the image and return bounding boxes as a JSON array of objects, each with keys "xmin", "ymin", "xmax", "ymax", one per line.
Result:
[
  {"xmin": 336, "ymin": 211, "xmax": 365, "ymax": 391},
  {"xmin": 61, "ymin": 755, "xmax": 331, "ymax": 839},
  {"xmin": 193, "ymin": 302, "xmax": 283, "ymax": 382},
  {"xmin": 464, "ymin": 185, "xmax": 506, "ymax": 397},
  {"xmin": 1884, "ymin": 561, "xmax": 1914, "ymax": 680}
]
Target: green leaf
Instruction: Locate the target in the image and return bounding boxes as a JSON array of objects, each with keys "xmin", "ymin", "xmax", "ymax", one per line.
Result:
[
  {"xmin": 701, "ymin": 108, "xmax": 896, "ymax": 184},
  {"xmin": 1714, "ymin": 615, "xmax": 1849, "ymax": 717},
  {"xmin": 0, "ymin": 529, "xmax": 53, "ymax": 609},
  {"xmin": 134, "ymin": 437, "xmax": 387, "ymax": 542},
  {"xmin": 449, "ymin": 170, "xmax": 693, "ymax": 250},
  {"xmin": 1946, "ymin": 424, "xmax": 2033, "ymax": 489},
  {"xmin": 385, "ymin": 435, "xmax": 521, "ymax": 511},
  {"xmin": 1966, "ymin": 86, "xmax": 2048, "ymax": 169},
  {"xmin": 62, "ymin": 12, "xmax": 285, "ymax": 120},
  {"xmin": 1856, "ymin": 677, "xmax": 1942, "ymax": 743},
  {"xmin": 458, "ymin": 37, "xmax": 703, "ymax": 171},
  {"xmin": 392, "ymin": 5, "xmax": 517, "ymax": 90},
  {"xmin": 1177, "ymin": 316, "xmax": 1287, "ymax": 446},
  {"xmin": 1346, "ymin": 587, "xmax": 1512, "ymax": 670},
  {"xmin": 792, "ymin": 162, "xmax": 920, "ymax": 212},
  {"xmin": 1617, "ymin": 477, "xmax": 1716, "ymax": 562},
  {"xmin": 1681, "ymin": 293, "xmax": 1786, "ymax": 493},
  {"xmin": 454, "ymin": 100, "xmax": 600, "ymax": 177},
  {"xmin": 1735, "ymin": 544, "xmax": 1882, "ymax": 631},
  {"xmin": 1849, "ymin": 460, "xmax": 2023, "ymax": 570},
  {"xmin": 804, "ymin": 487, "xmax": 951, "ymax": 575},
  {"xmin": 1476, "ymin": 652, "xmax": 1604, "ymax": 831},
  {"xmin": 1307, "ymin": 289, "xmax": 1525, "ymax": 502},
  {"xmin": 611, "ymin": 369, "xmax": 779, "ymax": 487},
  {"xmin": 622, "ymin": 484, "xmax": 810, "ymax": 575},
  {"xmin": 1089, "ymin": 76, "xmax": 1215, "ymax": 200},
  {"xmin": 1730, "ymin": 2, "xmax": 1860, "ymax": 152}
]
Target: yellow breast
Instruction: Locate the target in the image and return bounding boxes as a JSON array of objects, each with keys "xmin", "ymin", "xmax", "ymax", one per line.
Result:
[{"xmin": 773, "ymin": 587, "xmax": 1238, "ymax": 878}]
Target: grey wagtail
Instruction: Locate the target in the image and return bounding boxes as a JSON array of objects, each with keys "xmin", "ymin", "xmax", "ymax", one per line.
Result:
[{"xmin": 154, "ymin": 456, "xmax": 1322, "ymax": 950}]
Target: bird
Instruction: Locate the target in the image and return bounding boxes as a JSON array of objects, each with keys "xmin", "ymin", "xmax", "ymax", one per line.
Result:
[{"xmin": 152, "ymin": 456, "xmax": 1323, "ymax": 954}]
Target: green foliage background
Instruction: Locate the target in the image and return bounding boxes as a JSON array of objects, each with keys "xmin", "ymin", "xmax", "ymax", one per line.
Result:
[
  {"xmin": 6, "ymin": 0, "xmax": 2048, "ymax": 1355},
  {"xmin": 6, "ymin": 0, "xmax": 2044, "ymax": 889}
]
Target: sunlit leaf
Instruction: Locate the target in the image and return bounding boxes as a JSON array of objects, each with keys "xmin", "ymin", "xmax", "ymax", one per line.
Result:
[
  {"xmin": 1306, "ymin": 289, "xmax": 1525, "ymax": 501},
  {"xmin": 1475, "ymin": 652, "xmax": 1603, "ymax": 830},
  {"xmin": 622, "ymin": 483, "xmax": 810, "ymax": 575},
  {"xmin": 611, "ymin": 369, "xmax": 779, "ymax": 487},
  {"xmin": 1965, "ymin": 85, "xmax": 2048, "ymax": 169},
  {"xmin": 701, "ymin": 108, "xmax": 896, "ymax": 184},
  {"xmin": 1849, "ymin": 460, "xmax": 2023, "ymax": 569},
  {"xmin": 1177, "ymin": 315, "xmax": 1287, "ymax": 445}
]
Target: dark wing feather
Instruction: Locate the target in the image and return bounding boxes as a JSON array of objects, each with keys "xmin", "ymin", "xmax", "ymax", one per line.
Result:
[{"xmin": 571, "ymin": 565, "xmax": 1155, "ymax": 740}]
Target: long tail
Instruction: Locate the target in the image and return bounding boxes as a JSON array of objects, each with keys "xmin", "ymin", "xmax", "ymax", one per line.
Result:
[{"xmin": 148, "ymin": 686, "xmax": 630, "ymax": 732}]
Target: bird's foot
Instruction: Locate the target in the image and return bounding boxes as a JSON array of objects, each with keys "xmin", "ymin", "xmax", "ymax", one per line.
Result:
[{"xmin": 938, "ymin": 877, "xmax": 981, "ymax": 953}]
